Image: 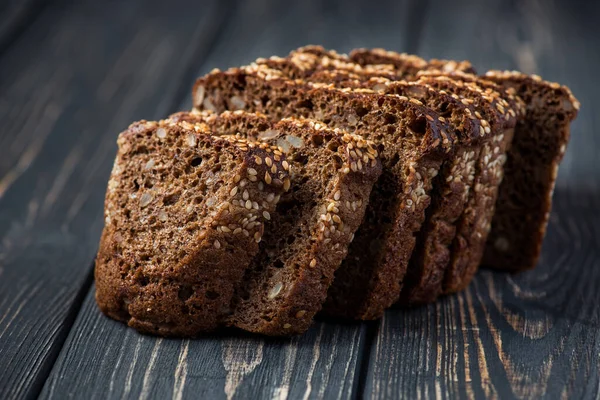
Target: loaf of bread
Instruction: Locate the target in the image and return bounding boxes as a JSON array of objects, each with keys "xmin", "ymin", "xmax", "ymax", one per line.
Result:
[
  {"xmin": 95, "ymin": 118, "xmax": 289, "ymax": 336},
  {"xmin": 95, "ymin": 46, "xmax": 579, "ymax": 337},
  {"xmin": 193, "ymin": 65, "xmax": 453, "ymax": 320}
]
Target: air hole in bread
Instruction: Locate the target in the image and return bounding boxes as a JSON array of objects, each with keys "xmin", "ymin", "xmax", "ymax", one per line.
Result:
[
  {"xmin": 205, "ymin": 290, "xmax": 220, "ymax": 300},
  {"xmin": 408, "ymin": 116, "xmax": 427, "ymax": 135},
  {"xmin": 178, "ymin": 285, "xmax": 194, "ymax": 301}
]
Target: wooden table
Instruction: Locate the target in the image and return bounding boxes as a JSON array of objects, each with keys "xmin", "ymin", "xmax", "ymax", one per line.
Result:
[{"xmin": 1, "ymin": 0, "xmax": 598, "ymax": 398}]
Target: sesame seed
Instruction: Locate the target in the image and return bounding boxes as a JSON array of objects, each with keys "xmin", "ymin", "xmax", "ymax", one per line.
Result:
[
  {"xmin": 283, "ymin": 323, "xmax": 292, "ymax": 329},
  {"xmin": 332, "ymin": 215, "xmax": 341, "ymax": 224},
  {"xmin": 271, "ymin": 164, "xmax": 277, "ymax": 174},
  {"xmin": 268, "ymin": 282, "xmax": 283, "ymax": 298},
  {"xmin": 234, "ymin": 174, "xmax": 241, "ymax": 183},
  {"xmin": 479, "ymin": 126, "xmax": 485, "ymax": 136},
  {"xmin": 267, "ymin": 193, "xmax": 275, "ymax": 202},
  {"xmin": 214, "ymin": 240, "xmax": 221, "ymax": 249},
  {"xmin": 156, "ymin": 128, "xmax": 167, "ymax": 138},
  {"xmin": 295, "ymin": 310, "xmax": 306, "ymax": 318},
  {"xmin": 245, "ymin": 200, "xmax": 252, "ymax": 209},
  {"xmin": 221, "ymin": 226, "xmax": 231, "ymax": 233},
  {"xmin": 230, "ymin": 187, "xmax": 238, "ymax": 196},
  {"xmin": 248, "ymin": 168, "xmax": 257, "ymax": 176},
  {"xmin": 258, "ymin": 182, "xmax": 264, "ymax": 191},
  {"xmin": 254, "ymin": 156, "xmax": 262, "ymax": 165},
  {"xmin": 234, "ymin": 228, "xmax": 242, "ymax": 234},
  {"xmin": 254, "ymin": 231, "xmax": 261, "ymax": 242},
  {"xmin": 265, "ymin": 157, "xmax": 273, "ymax": 167},
  {"xmin": 283, "ymin": 178, "xmax": 291, "ymax": 191},
  {"xmin": 310, "ymin": 259, "xmax": 317, "ymax": 268},
  {"xmin": 252, "ymin": 202, "xmax": 259, "ymax": 210},
  {"xmin": 334, "ymin": 191, "xmax": 341, "ymax": 201},
  {"xmin": 265, "ymin": 171, "xmax": 272, "ymax": 184},
  {"xmin": 282, "ymin": 160, "xmax": 289, "ymax": 170},
  {"xmin": 263, "ymin": 211, "xmax": 271, "ymax": 220}
]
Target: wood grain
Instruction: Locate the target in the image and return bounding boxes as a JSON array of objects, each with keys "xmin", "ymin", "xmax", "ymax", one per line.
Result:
[
  {"xmin": 41, "ymin": 288, "xmax": 368, "ymax": 400},
  {"xmin": 364, "ymin": 0, "xmax": 600, "ymax": 398},
  {"xmin": 0, "ymin": 0, "xmax": 47, "ymax": 56},
  {"xmin": 0, "ymin": 0, "xmax": 230, "ymax": 398}
]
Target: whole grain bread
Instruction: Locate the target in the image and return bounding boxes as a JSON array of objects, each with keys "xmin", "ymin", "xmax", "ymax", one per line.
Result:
[
  {"xmin": 193, "ymin": 65, "xmax": 452, "ymax": 320},
  {"xmin": 95, "ymin": 119, "xmax": 289, "ymax": 336},
  {"xmin": 170, "ymin": 110, "xmax": 382, "ymax": 335},
  {"xmin": 247, "ymin": 63, "xmax": 485, "ymax": 306},
  {"xmin": 482, "ymin": 71, "xmax": 579, "ymax": 272},
  {"xmin": 336, "ymin": 48, "xmax": 521, "ymax": 293}
]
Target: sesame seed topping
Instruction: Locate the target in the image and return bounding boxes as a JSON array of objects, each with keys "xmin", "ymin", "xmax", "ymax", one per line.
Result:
[
  {"xmin": 263, "ymin": 211, "xmax": 271, "ymax": 220},
  {"xmin": 230, "ymin": 187, "xmax": 238, "ymax": 196},
  {"xmin": 214, "ymin": 240, "xmax": 221, "ymax": 249},
  {"xmin": 245, "ymin": 200, "xmax": 252, "ymax": 209},
  {"xmin": 283, "ymin": 323, "xmax": 292, "ymax": 329},
  {"xmin": 310, "ymin": 258, "xmax": 317, "ymax": 268},
  {"xmin": 265, "ymin": 171, "xmax": 272, "ymax": 184},
  {"xmin": 282, "ymin": 160, "xmax": 289, "ymax": 170},
  {"xmin": 156, "ymin": 128, "xmax": 167, "ymax": 138},
  {"xmin": 265, "ymin": 157, "xmax": 273, "ymax": 167},
  {"xmin": 243, "ymin": 190, "xmax": 249, "ymax": 200},
  {"xmin": 254, "ymin": 156, "xmax": 262, "ymax": 165},
  {"xmin": 283, "ymin": 178, "xmax": 291, "ymax": 191},
  {"xmin": 268, "ymin": 283, "xmax": 283, "ymax": 298},
  {"xmin": 295, "ymin": 310, "xmax": 306, "ymax": 318},
  {"xmin": 248, "ymin": 168, "xmax": 257, "ymax": 176}
]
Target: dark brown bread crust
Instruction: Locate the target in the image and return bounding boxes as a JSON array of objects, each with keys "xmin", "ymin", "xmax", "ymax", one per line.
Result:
[
  {"xmin": 95, "ymin": 119, "xmax": 289, "ymax": 337},
  {"xmin": 349, "ymin": 47, "xmax": 476, "ymax": 77},
  {"xmin": 482, "ymin": 71, "xmax": 579, "ymax": 272},
  {"xmin": 193, "ymin": 66, "xmax": 451, "ymax": 320},
  {"xmin": 170, "ymin": 110, "xmax": 381, "ymax": 335}
]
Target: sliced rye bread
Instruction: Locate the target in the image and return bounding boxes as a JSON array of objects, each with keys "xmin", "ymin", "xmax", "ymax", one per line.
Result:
[
  {"xmin": 247, "ymin": 63, "xmax": 485, "ymax": 305},
  {"xmin": 170, "ymin": 110, "xmax": 382, "ymax": 335},
  {"xmin": 481, "ymin": 71, "xmax": 579, "ymax": 272},
  {"xmin": 95, "ymin": 119, "xmax": 289, "ymax": 337},
  {"xmin": 412, "ymin": 74, "xmax": 519, "ymax": 293},
  {"xmin": 193, "ymin": 65, "xmax": 453, "ymax": 319}
]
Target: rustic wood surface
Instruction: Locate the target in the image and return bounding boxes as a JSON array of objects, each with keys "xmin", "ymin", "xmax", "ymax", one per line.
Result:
[{"xmin": 0, "ymin": 0, "xmax": 598, "ymax": 399}]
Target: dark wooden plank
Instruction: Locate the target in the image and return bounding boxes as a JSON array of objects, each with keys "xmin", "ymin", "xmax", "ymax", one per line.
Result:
[
  {"xmin": 41, "ymin": 288, "xmax": 367, "ymax": 400},
  {"xmin": 364, "ymin": 0, "xmax": 600, "ymax": 398},
  {"xmin": 40, "ymin": 0, "xmax": 419, "ymax": 398},
  {"xmin": 0, "ymin": 1, "xmax": 230, "ymax": 398},
  {"xmin": 0, "ymin": 0, "xmax": 47, "ymax": 56}
]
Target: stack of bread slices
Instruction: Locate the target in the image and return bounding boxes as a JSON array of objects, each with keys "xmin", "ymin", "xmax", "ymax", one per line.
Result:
[{"xmin": 95, "ymin": 46, "xmax": 579, "ymax": 337}]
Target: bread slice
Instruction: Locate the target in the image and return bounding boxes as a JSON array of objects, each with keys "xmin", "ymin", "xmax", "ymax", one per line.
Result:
[
  {"xmin": 95, "ymin": 119, "xmax": 289, "ymax": 336},
  {"xmin": 170, "ymin": 110, "xmax": 382, "ymax": 335},
  {"xmin": 193, "ymin": 65, "xmax": 452, "ymax": 319},
  {"xmin": 481, "ymin": 71, "xmax": 579, "ymax": 272},
  {"xmin": 244, "ymin": 63, "xmax": 485, "ymax": 306},
  {"xmin": 412, "ymin": 75, "xmax": 519, "ymax": 293}
]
